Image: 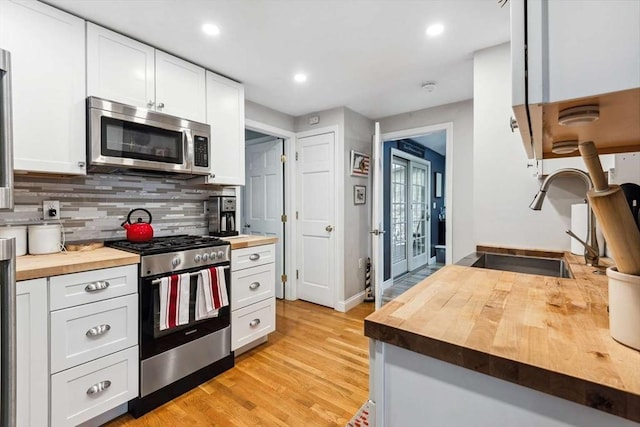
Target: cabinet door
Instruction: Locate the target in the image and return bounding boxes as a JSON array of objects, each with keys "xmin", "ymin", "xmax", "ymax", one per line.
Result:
[
  {"xmin": 16, "ymin": 278, "xmax": 48, "ymax": 427},
  {"xmin": 206, "ymin": 71, "xmax": 245, "ymax": 185},
  {"xmin": 155, "ymin": 50, "xmax": 206, "ymax": 122},
  {"xmin": 86, "ymin": 23, "xmax": 155, "ymax": 110},
  {"xmin": 0, "ymin": 0, "xmax": 86, "ymax": 175}
]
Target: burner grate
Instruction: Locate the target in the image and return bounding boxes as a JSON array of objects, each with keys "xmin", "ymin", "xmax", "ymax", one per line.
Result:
[{"xmin": 105, "ymin": 234, "xmax": 228, "ymax": 255}]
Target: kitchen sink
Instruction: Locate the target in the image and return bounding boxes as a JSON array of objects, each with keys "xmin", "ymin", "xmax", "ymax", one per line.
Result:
[{"xmin": 457, "ymin": 252, "xmax": 573, "ymax": 278}]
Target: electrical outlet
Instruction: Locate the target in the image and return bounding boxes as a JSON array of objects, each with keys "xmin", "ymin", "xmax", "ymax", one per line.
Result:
[{"xmin": 43, "ymin": 200, "xmax": 60, "ymax": 220}]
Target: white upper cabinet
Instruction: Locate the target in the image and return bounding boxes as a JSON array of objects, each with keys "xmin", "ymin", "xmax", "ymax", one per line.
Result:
[
  {"xmin": 205, "ymin": 71, "xmax": 245, "ymax": 186},
  {"xmin": 511, "ymin": 0, "xmax": 640, "ymax": 159},
  {"xmin": 155, "ymin": 51, "xmax": 206, "ymax": 122},
  {"xmin": 86, "ymin": 23, "xmax": 155, "ymax": 110},
  {"xmin": 87, "ymin": 24, "xmax": 206, "ymax": 123},
  {"xmin": 0, "ymin": 0, "xmax": 86, "ymax": 175}
]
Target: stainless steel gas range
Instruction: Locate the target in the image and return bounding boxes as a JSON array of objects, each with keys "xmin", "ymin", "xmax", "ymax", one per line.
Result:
[{"xmin": 106, "ymin": 235, "xmax": 233, "ymax": 417}]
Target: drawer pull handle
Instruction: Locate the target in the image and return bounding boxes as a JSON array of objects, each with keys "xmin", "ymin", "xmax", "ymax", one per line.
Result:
[
  {"xmin": 249, "ymin": 282, "xmax": 261, "ymax": 290},
  {"xmin": 249, "ymin": 253, "xmax": 260, "ymax": 261},
  {"xmin": 86, "ymin": 380, "xmax": 111, "ymax": 395},
  {"xmin": 249, "ymin": 318, "xmax": 261, "ymax": 327},
  {"xmin": 86, "ymin": 324, "xmax": 111, "ymax": 337},
  {"xmin": 85, "ymin": 281, "xmax": 110, "ymax": 292}
]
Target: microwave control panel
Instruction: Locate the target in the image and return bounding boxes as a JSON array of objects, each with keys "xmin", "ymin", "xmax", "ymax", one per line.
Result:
[{"xmin": 193, "ymin": 136, "xmax": 209, "ymax": 167}]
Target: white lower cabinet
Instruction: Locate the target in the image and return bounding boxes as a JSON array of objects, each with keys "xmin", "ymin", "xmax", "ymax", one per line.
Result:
[
  {"xmin": 49, "ymin": 264, "xmax": 139, "ymax": 426},
  {"xmin": 231, "ymin": 244, "xmax": 276, "ymax": 352},
  {"xmin": 50, "ymin": 346, "xmax": 138, "ymax": 427},
  {"xmin": 16, "ymin": 278, "xmax": 48, "ymax": 427}
]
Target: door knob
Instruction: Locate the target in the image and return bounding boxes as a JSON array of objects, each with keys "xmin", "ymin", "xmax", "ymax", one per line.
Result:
[{"xmin": 325, "ymin": 225, "xmax": 333, "ymax": 232}]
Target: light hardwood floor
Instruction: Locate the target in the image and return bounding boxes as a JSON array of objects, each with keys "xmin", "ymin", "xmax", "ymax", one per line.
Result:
[{"xmin": 107, "ymin": 300, "xmax": 375, "ymax": 426}]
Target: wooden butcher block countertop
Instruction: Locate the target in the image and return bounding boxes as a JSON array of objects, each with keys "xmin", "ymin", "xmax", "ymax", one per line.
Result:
[
  {"xmin": 365, "ymin": 250, "xmax": 640, "ymax": 422},
  {"xmin": 222, "ymin": 235, "xmax": 278, "ymax": 250},
  {"xmin": 16, "ymin": 248, "xmax": 140, "ymax": 281}
]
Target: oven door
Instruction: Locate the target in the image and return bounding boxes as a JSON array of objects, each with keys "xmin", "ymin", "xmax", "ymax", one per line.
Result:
[{"xmin": 139, "ymin": 264, "xmax": 231, "ymax": 360}]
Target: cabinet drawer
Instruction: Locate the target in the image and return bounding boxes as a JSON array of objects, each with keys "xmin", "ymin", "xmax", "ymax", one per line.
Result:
[
  {"xmin": 231, "ymin": 298, "xmax": 275, "ymax": 351},
  {"xmin": 51, "ymin": 346, "xmax": 138, "ymax": 427},
  {"xmin": 231, "ymin": 244, "xmax": 275, "ymax": 271},
  {"xmin": 50, "ymin": 294, "xmax": 138, "ymax": 373},
  {"xmin": 50, "ymin": 264, "xmax": 138, "ymax": 310},
  {"xmin": 231, "ymin": 263, "xmax": 275, "ymax": 310}
]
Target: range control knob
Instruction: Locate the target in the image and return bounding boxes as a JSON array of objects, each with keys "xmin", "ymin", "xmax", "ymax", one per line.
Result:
[
  {"xmin": 202, "ymin": 253, "xmax": 210, "ymax": 262},
  {"xmin": 172, "ymin": 258, "xmax": 181, "ymax": 268},
  {"xmin": 209, "ymin": 252, "xmax": 217, "ymax": 260},
  {"xmin": 194, "ymin": 254, "xmax": 202, "ymax": 263},
  {"xmin": 217, "ymin": 251, "xmax": 225, "ymax": 259}
]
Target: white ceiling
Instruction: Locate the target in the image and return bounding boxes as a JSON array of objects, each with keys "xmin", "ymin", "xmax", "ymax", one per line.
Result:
[{"xmin": 46, "ymin": 0, "xmax": 511, "ymax": 120}]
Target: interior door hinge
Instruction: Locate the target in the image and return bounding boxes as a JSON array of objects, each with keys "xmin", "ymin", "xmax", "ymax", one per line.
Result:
[
  {"xmin": 296, "ymin": 270, "xmax": 299, "ymax": 279},
  {"xmin": 281, "ymin": 214, "xmax": 287, "ymax": 222},
  {"xmin": 280, "ymin": 154, "xmax": 287, "ymax": 163},
  {"xmin": 281, "ymin": 274, "xmax": 287, "ymax": 283},
  {"xmin": 296, "ymin": 211, "xmax": 299, "ymax": 220},
  {"xmin": 295, "ymin": 152, "xmax": 299, "ymax": 161}
]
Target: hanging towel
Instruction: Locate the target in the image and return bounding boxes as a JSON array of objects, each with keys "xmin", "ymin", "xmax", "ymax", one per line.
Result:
[
  {"xmin": 196, "ymin": 266, "xmax": 229, "ymax": 320},
  {"xmin": 159, "ymin": 273, "xmax": 190, "ymax": 331}
]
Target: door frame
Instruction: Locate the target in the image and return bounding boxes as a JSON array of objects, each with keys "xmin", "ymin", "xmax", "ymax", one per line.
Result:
[
  {"xmin": 295, "ymin": 125, "xmax": 342, "ymax": 309},
  {"xmin": 382, "ymin": 122, "xmax": 454, "ymax": 265},
  {"xmin": 390, "ymin": 148, "xmax": 431, "ymax": 274},
  {"xmin": 244, "ymin": 119, "xmax": 297, "ymax": 300}
]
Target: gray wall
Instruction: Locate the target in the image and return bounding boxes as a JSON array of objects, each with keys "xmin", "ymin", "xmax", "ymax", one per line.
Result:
[
  {"xmin": 245, "ymin": 100, "xmax": 296, "ymax": 131},
  {"xmin": 0, "ymin": 174, "xmax": 231, "ymax": 243},
  {"xmin": 343, "ymin": 107, "xmax": 374, "ymax": 300},
  {"xmin": 379, "ymin": 99, "xmax": 475, "ymax": 263}
]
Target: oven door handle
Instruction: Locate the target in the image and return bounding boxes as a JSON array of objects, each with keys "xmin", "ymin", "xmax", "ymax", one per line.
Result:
[{"xmin": 150, "ymin": 266, "xmax": 229, "ymax": 284}]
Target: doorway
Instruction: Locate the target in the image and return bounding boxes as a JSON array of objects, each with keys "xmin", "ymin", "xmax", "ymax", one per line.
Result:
[
  {"xmin": 378, "ymin": 124, "xmax": 452, "ymax": 304},
  {"xmin": 242, "ymin": 121, "xmax": 296, "ymax": 300}
]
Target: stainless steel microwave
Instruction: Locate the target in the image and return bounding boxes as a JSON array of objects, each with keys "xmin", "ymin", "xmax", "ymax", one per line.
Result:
[{"xmin": 87, "ymin": 96, "xmax": 210, "ymax": 176}]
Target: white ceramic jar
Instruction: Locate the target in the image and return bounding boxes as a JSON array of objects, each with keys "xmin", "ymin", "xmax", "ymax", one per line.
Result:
[
  {"xmin": 28, "ymin": 224, "xmax": 62, "ymax": 255},
  {"xmin": 0, "ymin": 225, "xmax": 27, "ymax": 256}
]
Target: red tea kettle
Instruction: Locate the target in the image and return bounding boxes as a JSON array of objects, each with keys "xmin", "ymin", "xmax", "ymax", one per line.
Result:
[{"xmin": 121, "ymin": 208, "xmax": 154, "ymax": 242}]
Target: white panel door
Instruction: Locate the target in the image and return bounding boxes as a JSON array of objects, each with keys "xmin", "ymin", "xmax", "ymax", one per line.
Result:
[
  {"xmin": 86, "ymin": 23, "xmax": 155, "ymax": 109},
  {"xmin": 244, "ymin": 139, "xmax": 285, "ymax": 298},
  {"xmin": 0, "ymin": 0, "xmax": 86, "ymax": 175},
  {"xmin": 206, "ymin": 71, "xmax": 245, "ymax": 185},
  {"xmin": 155, "ymin": 50, "xmax": 206, "ymax": 123},
  {"xmin": 16, "ymin": 278, "xmax": 48, "ymax": 427},
  {"xmin": 409, "ymin": 162, "xmax": 430, "ymax": 270},
  {"xmin": 297, "ymin": 132, "xmax": 335, "ymax": 308},
  {"xmin": 372, "ymin": 122, "xmax": 386, "ymax": 311}
]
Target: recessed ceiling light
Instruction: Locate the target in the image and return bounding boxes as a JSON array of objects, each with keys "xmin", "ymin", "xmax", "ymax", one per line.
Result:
[
  {"xmin": 426, "ymin": 23, "xmax": 444, "ymax": 37},
  {"xmin": 294, "ymin": 73, "xmax": 307, "ymax": 83},
  {"xmin": 202, "ymin": 23, "xmax": 220, "ymax": 36}
]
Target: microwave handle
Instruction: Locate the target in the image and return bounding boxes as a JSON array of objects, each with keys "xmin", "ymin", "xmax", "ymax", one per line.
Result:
[
  {"xmin": 184, "ymin": 130, "xmax": 193, "ymax": 171},
  {"xmin": 0, "ymin": 49, "xmax": 14, "ymax": 211}
]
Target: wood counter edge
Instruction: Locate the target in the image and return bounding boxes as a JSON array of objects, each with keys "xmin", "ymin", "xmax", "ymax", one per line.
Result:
[
  {"xmin": 16, "ymin": 253, "xmax": 140, "ymax": 281},
  {"xmin": 364, "ymin": 318, "xmax": 640, "ymax": 422},
  {"xmin": 225, "ymin": 236, "xmax": 278, "ymax": 250}
]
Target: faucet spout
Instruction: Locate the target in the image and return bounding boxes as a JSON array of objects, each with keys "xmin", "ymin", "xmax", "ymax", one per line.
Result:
[{"xmin": 530, "ymin": 168, "xmax": 600, "ymax": 266}]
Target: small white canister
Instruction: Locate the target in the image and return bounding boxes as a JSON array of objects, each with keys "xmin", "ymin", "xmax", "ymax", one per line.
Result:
[
  {"xmin": 607, "ymin": 266, "xmax": 640, "ymax": 351},
  {"xmin": 0, "ymin": 226, "xmax": 27, "ymax": 256},
  {"xmin": 28, "ymin": 224, "xmax": 62, "ymax": 255}
]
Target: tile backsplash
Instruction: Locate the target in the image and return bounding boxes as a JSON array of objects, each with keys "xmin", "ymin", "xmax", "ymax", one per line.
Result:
[{"xmin": 0, "ymin": 173, "xmax": 234, "ymax": 242}]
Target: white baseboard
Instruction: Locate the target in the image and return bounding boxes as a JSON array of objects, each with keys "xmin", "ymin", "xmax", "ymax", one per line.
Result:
[{"xmin": 336, "ymin": 290, "xmax": 366, "ymax": 312}]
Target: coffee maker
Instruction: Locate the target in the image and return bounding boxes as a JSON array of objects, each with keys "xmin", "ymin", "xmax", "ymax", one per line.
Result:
[{"xmin": 208, "ymin": 196, "xmax": 239, "ymax": 237}]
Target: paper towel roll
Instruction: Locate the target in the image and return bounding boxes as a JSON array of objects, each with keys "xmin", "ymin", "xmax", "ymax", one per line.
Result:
[{"xmin": 570, "ymin": 203, "xmax": 605, "ymax": 256}]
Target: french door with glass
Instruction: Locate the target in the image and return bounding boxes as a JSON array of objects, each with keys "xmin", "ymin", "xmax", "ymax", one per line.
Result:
[{"xmin": 391, "ymin": 153, "xmax": 430, "ymax": 278}]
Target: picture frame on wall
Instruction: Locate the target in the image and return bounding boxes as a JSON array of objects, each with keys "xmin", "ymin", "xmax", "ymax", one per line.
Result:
[
  {"xmin": 354, "ymin": 185, "xmax": 366, "ymax": 205},
  {"xmin": 350, "ymin": 150, "xmax": 370, "ymax": 177},
  {"xmin": 435, "ymin": 172, "xmax": 443, "ymax": 198}
]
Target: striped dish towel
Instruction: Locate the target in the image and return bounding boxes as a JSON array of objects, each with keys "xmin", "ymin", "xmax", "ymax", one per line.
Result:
[
  {"xmin": 159, "ymin": 273, "xmax": 190, "ymax": 330},
  {"xmin": 196, "ymin": 266, "xmax": 229, "ymax": 320}
]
